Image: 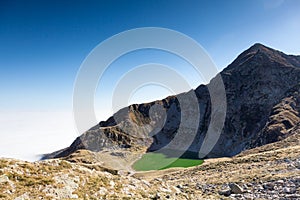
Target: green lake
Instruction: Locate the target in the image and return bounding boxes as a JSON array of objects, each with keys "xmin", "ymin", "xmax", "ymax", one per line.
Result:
[{"xmin": 132, "ymin": 150, "xmax": 204, "ymax": 171}]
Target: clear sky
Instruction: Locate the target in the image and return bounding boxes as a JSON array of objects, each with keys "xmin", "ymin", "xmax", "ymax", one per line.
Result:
[{"xmin": 1, "ymin": 0, "xmax": 300, "ymax": 161}]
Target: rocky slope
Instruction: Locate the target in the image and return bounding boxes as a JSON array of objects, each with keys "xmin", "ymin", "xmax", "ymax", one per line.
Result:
[
  {"xmin": 0, "ymin": 133, "xmax": 299, "ymax": 199},
  {"xmin": 44, "ymin": 43, "xmax": 300, "ymax": 162}
]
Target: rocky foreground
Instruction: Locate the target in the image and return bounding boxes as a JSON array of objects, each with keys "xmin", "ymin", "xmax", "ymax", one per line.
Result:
[{"xmin": 0, "ymin": 133, "xmax": 299, "ymax": 199}]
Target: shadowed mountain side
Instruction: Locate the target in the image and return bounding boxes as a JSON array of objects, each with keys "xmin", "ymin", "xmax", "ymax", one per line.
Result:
[{"xmin": 43, "ymin": 43, "xmax": 300, "ymax": 161}]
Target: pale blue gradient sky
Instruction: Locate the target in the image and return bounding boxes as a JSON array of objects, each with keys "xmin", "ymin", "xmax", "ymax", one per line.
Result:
[{"xmin": 1, "ymin": 0, "xmax": 300, "ymax": 112}]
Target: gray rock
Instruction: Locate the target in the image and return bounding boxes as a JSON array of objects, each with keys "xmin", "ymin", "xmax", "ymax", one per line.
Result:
[
  {"xmin": 284, "ymin": 194, "xmax": 300, "ymax": 199},
  {"xmin": 229, "ymin": 183, "xmax": 244, "ymax": 194},
  {"xmin": 154, "ymin": 192, "xmax": 161, "ymax": 199},
  {"xmin": 218, "ymin": 188, "xmax": 231, "ymax": 196},
  {"xmin": 231, "ymin": 194, "xmax": 242, "ymax": 198},
  {"xmin": 0, "ymin": 175, "xmax": 9, "ymax": 184},
  {"xmin": 263, "ymin": 182, "xmax": 274, "ymax": 190},
  {"xmin": 283, "ymin": 187, "xmax": 296, "ymax": 194},
  {"xmin": 14, "ymin": 193, "xmax": 30, "ymax": 200},
  {"xmin": 294, "ymin": 160, "xmax": 300, "ymax": 169},
  {"xmin": 176, "ymin": 184, "xmax": 183, "ymax": 189},
  {"xmin": 276, "ymin": 180, "xmax": 284, "ymax": 185},
  {"xmin": 244, "ymin": 193, "xmax": 254, "ymax": 200},
  {"xmin": 256, "ymin": 185, "xmax": 264, "ymax": 190}
]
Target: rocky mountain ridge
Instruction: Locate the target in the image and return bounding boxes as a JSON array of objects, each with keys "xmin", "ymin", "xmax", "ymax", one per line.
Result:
[{"xmin": 43, "ymin": 43, "xmax": 300, "ymax": 162}]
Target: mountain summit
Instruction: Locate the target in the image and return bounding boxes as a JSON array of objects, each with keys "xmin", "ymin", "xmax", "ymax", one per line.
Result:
[{"xmin": 43, "ymin": 44, "xmax": 300, "ymax": 164}]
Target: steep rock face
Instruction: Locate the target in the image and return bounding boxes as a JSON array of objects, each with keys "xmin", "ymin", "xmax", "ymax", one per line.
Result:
[
  {"xmin": 43, "ymin": 43, "xmax": 300, "ymax": 160},
  {"xmin": 206, "ymin": 44, "xmax": 300, "ymax": 157},
  {"xmin": 256, "ymin": 84, "xmax": 300, "ymax": 145}
]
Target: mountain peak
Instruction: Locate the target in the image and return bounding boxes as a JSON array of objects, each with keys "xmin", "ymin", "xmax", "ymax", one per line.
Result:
[
  {"xmin": 224, "ymin": 43, "xmax": 300, "ymax": 72},
  {"xmin": 249, "ymin": 43, "xmax": 267, "ymax": 50},
  {"xmin": 245, "ymin": 43, "xmax": 277, "ymax": 55}
]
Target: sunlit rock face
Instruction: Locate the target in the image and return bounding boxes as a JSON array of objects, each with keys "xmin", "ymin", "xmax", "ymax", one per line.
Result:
[{"xmin": 43, "ymin": 43, "xmax": 300, "ymax": 160}]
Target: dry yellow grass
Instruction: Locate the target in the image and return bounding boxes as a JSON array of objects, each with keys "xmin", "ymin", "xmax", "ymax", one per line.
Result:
[{"xmin": 0, "ymin": 133, "xmax": 299, "ymax": 199}]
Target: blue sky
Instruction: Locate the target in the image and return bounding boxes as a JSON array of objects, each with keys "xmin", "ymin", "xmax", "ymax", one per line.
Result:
[
  {"xmin": 0, "ymin": 0, "xmax": 300, "ymax": 111},
  {"xmin": 0, "ymin": 0, "xmax": 300, "ymax": 160},
  {"xmin": 1, "ymin": 0, "xmax": 300, "ymax": 112}
]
